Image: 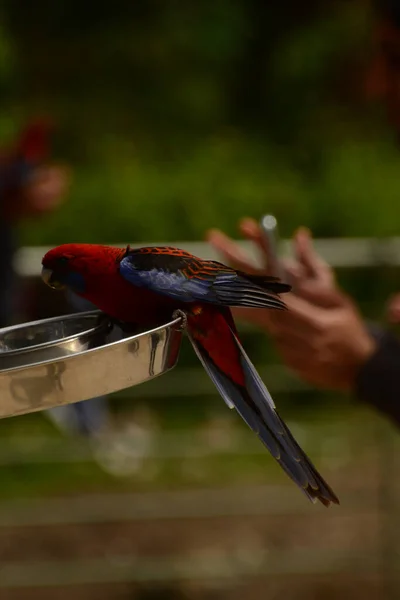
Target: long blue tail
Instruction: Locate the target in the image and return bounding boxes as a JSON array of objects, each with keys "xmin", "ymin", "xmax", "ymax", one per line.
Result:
[{"xmin": 188, "ymin": 327, "xmax": 339, "ymax": 507}]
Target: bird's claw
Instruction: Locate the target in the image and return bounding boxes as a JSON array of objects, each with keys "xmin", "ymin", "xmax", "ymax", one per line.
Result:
[{"xmin": 172, "ymin": 309, "xmax": 188, "ymax": 331}]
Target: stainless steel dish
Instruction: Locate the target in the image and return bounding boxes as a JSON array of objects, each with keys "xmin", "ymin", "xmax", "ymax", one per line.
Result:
[
  {"xmin": 0, "ymin": 311, "xmax": 112, "ymax": 369},
  {"xmin": 0, "ymin": 312, "xmax": 183, "ymax": 419}
]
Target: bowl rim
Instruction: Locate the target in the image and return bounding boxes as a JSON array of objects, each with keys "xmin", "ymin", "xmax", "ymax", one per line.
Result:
[
  {"xmin": 0, "ymin": 310, "xmax": 110, "ymax": 358},
  {"xmin": 0, "ymin": 313, "xmax": 183, "ymax": 374}
]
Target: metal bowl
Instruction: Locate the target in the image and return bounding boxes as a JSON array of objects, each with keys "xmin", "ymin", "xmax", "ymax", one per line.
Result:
[
  {"xmin": 0, "ymin": 312, "xmax": 183, "ymax": 419},
  {"xmin": 0, "ymin": 311, "xmax": 112, "ymax": 369}
]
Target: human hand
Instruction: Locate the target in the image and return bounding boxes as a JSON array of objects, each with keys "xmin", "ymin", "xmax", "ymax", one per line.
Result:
[
  {"xmin": 207, "ymin": 219, "xmax": 377, "ymax": 391},
  {"xmin": 265, "ymin": 289, "xmax": 377, "ymax": 391}
]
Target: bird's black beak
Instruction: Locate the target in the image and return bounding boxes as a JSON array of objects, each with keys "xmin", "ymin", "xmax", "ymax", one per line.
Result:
[{"xmin": 41, "ymin": 267, "xmax": 65, "ymax": 290}]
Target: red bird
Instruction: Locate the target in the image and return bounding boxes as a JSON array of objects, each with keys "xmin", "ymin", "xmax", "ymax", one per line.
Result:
[{"xmin": 42, "ymin": 243, "xmax": 339, "ymax": 507}]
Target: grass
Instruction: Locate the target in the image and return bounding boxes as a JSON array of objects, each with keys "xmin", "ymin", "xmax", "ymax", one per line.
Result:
[{"xmin": 0, "ymin": 393, "xmax": 388, "ymax": 500}]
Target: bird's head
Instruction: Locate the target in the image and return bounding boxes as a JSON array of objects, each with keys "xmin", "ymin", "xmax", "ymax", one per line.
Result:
[{"xmin": 41, "ymin": 243, "xmax": 122, "ymax": 294}]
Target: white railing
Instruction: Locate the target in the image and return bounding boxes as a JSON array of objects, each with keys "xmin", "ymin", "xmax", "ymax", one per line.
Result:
[{"xmin": 14, "ymin": 236, "xmax": 400, "ymax": 277}]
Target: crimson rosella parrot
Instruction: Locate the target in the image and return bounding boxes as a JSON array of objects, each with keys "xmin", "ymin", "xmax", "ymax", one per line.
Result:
[{"xmin": 41, "ymin": 243, "xmax": 339, "ymax": 506}]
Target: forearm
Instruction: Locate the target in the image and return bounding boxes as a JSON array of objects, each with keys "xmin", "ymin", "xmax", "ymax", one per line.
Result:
[{"xmin": 355, "ymin": 325, "xmax": 400, "ymax": 427}]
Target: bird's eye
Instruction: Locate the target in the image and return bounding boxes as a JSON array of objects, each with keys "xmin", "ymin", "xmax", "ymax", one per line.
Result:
[{"xmin": 57, "ymin": 256, "xmax": 70, "ymax": 265}]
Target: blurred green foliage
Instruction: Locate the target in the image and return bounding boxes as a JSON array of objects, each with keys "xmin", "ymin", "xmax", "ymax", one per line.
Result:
[{"xmin": 1, "ymin": 0, "xmax": 400, "ymax": 245}]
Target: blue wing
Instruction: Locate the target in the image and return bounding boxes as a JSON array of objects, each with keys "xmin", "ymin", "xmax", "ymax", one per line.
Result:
[{"xmin": 119, "ymin": 246, "xmax": 290, "ymax": 310}]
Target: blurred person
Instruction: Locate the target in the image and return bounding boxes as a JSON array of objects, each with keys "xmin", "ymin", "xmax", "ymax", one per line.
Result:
[
  {"xmin": 206, "ymin": 1, "xmax": 400, "ymax": 428},
  {"xmin": 0, "ymin": 118, "xmax": 69, "ymax": 326},
  {"xmin": 0, "ymin": 120, "xmax": 112, "ymax": 440}
]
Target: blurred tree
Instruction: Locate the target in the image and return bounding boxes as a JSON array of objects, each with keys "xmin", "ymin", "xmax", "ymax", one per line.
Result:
[{"xmin": 0, "ymin": 0, "xmax": 399, "ymax": 246}]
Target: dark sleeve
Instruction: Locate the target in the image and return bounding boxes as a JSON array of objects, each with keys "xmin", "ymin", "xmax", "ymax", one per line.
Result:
[{"xmin": 354, "ymin": 324, "xmax": 400, "ymax": 427}]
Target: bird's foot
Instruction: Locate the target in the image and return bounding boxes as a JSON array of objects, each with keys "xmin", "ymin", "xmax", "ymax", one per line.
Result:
[{"xmin": 172, "ymin": 309, "xmax": 188, "ymax": 331}]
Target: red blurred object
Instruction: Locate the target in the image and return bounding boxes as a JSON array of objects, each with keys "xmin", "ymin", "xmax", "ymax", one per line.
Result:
[
  {"xmin": 0, "ymin": 117, "xmax": 55, "ymax": 220},
  {"xmin": 12, "ymin": 117, "xmax": 54, "ymax": 163}
]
